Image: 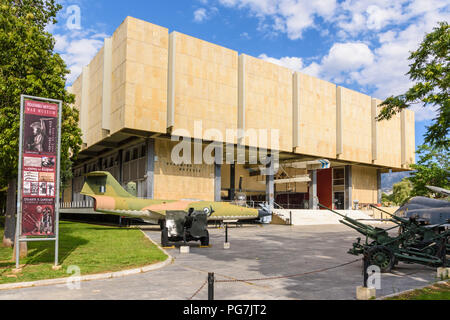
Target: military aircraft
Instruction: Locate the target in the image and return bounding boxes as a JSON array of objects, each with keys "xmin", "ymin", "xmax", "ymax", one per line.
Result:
[
  {"xmin": 426, "ymin": 185, "xmax": 450, "ymax": 197},
  {"xmin": 395, "ymin": 187, "xmax": 450, "ymax": 226},
  {"xmin": 81, "ymin": 171, "xmax": 272, "ymax": 246}
]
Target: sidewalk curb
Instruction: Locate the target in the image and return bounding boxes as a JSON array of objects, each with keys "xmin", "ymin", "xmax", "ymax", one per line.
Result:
[
  {"xmin": 376, "ymin": 280, "xmax": 449, "ymax": 300},
  {"xmin": 0, "ymin": 229, "xmax": 173, "ymax": 291}
]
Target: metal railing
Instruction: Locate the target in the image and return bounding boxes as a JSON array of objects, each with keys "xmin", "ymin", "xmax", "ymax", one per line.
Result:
[
  {"xmin": 59, "ymin": 199, "xmax": 288, "ymax": 210},
  {"xmin": 221, "ymin": 200, "xmax": 285, "ymax": 210},
  {"xmin": 60, "ymin": 199, "xmax": 94, "ymax": 209}
]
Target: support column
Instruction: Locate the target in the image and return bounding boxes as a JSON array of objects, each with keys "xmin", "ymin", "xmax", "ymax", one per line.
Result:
[
  {"xmin": 167, "ymin": 32, "xmax": 177, "ymax": 132},
  {"xmin": 371, "ymin": 99, "xmax": 378, "ymax": 162},
  {"xmin": 146, "ymin": 139, "xmax": 155, "ymax": 199},
  {"xmin": 401, "ymin": 110, "xmax": 407, "ymax": 167},
  {"xmin": 309, "ymin": 170, "xmax": 318, "ymax": 210},
  {"xmin": 238, "ymin": 54, "xmax": 246, "ymax": 145},
  {"xmin": 345, "ymin": 165, "xmax": 352, "ymax": 210},
  {"xmin": 83, "ymin": 163, "xmax": 88, "ymax": 201},
  {"xmin": 265, "ymin": 155, "xmax": 274, "ymax": 223},
  {"xmin": 293, "ymin": 72, "xmax": 300, "ymax": 148},
  {"xmin": 97, "ymin": 157, "xmax": 102, "ymax": 172},
  {"xmin": 118, "ymin": 149, "xmax": 123, "ymax": 185},
  {"xmin": 71, "ymin": 176, "xmax": 74, "ymax": 203},
  {"xmin": 80, "ymin": 66, "xmax": 90, "ymax": 145},
  {"xmin": 336, "ymin": 86, "xmax": 343, "ymax": 158},
  {"xmin": 214, "ymin": 145, "xmax": 222, "ymax": 202},
  {"xmin": 102, "ymin": 37, "xmax": 112, "ymax": 134},
  {"xmin": 229, "ymin": 163, "xmax": 236, "ymax": 201},
  {"xmin": 377, "ymin": 169, "xmax": 382, "ymax": 204}
]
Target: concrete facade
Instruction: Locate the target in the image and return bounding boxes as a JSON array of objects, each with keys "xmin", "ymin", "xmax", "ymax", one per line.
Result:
[{"xmin": 66, "ymin": 16, "xmax": 415, "ymax": 208}]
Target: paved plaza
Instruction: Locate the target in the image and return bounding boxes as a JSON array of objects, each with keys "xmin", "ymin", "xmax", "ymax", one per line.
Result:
[{"xmin": 0, "ymin": 224, "xmax": 438, "ymax": 300}]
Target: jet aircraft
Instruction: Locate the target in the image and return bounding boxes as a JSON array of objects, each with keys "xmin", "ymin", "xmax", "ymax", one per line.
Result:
[{"xmin": 80, "ymin": 171, "xmax": 272, "ymax": 226}]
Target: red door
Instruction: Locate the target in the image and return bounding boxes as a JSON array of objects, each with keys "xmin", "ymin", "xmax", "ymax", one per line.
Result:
[{"xmin": 317, "ymin": 169, "xmax": 332, "ymax": 209}]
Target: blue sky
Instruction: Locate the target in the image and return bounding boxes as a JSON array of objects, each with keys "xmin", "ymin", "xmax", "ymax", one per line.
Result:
[{"xmin": 49, "ymin": 0, "xmax": 449, "ymax": 151}]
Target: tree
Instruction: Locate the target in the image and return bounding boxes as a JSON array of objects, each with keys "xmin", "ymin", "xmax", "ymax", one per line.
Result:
[
  {"xmin": 381, "ymin": 192, "xmax": 394, "ymax": 206},
  {"xmin": 408, "ymin": 144, "xmax": 450, "ymax": 198},
  {"xmin": 391, "ymin": 179, "xmax": 413, "ymax": 206},
  {"xmin": 0, "ymin": 0, "xmax": 83, "ymax": 247},
  {"xmin": 377, "ymin": 21, "xmax": 449, "ymax": 150}
]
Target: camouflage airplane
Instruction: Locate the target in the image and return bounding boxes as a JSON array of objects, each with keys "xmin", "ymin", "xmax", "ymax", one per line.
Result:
[{"xmin": 81, "ymin": 171, "xmax": 272, "ymax": 226}]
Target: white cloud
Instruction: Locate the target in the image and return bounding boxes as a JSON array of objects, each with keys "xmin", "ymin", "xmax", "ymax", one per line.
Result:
[
  {"xmin": 227, "ymin": 0, "xmax": 449, "ymax": 121},
  {"xmin": 193, "ymin": 7, "xmax": 219, "ymax": 23},
  {"xmin": 240, "ymin": 32, "xmax": 251, "ymax": 39},
  {"xmin": 54, "ymin": 34, "xmax": 69, "ymax": 52},
  {"xmin": 48, "ymin": 2, "xmax": 109, "ymax": 85},
  {"xmin": 258, "ymin": 54, "xmax": 303, "ymax": 72},
  {"xmin": 194, "ymin": 8, "xmax": 208, "ymax": 22},
  {"xmin": 60, "ymin": 38, "xmax": 104, "ymax": 84},
  {"xmin": 320, "ymin": 42, "xmax": 374, "ymax": 78},
  {"xmin": 217, "ymin": 0, "xmax": 337, "ymax": 39}
]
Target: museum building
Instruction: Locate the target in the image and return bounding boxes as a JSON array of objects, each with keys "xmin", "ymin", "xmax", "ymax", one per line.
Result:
[{"xmin": 62, "ymin": 16, "xmax": 416, "ymax": 212}]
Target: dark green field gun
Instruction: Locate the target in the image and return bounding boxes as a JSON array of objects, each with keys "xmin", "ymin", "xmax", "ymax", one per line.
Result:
[
  {"xmin": 319, "ymin": 203, "xmax": 449, "ymax": 273},
  {"xmin": 370, "ymin": 205, "xmax": 450, "ymax": 256}
]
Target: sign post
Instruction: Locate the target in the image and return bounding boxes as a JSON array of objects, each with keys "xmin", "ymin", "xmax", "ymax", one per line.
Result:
[{"xmin": 15, "ymin": 95, "xmax": 62, "ymax": 269}]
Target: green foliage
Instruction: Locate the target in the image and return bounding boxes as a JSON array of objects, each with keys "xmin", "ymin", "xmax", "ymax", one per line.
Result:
[
  {"xmin": 391, "ymin": 179, "xmax": 413, "ymax": 205},
  {"xmin": 386, "ymin": 282, "xmax": 450, "ymax": 300},
  {"xmin": 381, "ymin": 192, "xmax": 394, "ymax": 206},
  {"xmin": 0, "ymin": 0, "xmax": 82, "ymax": 189},
  {"xmin": 408, "ymin": 144, "xmax": 450, "ymax": 198},
  {"xmin": 378, "ymin": 21, "xmax": 449, "ymax": 150},
  {"xmin": 381, "ymin": 179, "xmax": 413, "ymax": 206},
  {"xmin": 0, "ymin": 221, "xmax": 168, "ymax": 284}
]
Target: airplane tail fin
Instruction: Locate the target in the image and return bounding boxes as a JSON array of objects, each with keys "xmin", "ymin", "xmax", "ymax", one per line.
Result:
[{"xmin": 81, "ymin": 171, "xmax": 134, "ymax": 198}]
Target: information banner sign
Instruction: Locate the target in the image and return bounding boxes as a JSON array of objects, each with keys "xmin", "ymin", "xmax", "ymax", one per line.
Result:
[
  {"xmin": 21, "ymin": 100, "xmax": 59, "ymax": 236},
  {"xmin": 15, "ymin": 95, "xmax": 62, "ymax": 268}
]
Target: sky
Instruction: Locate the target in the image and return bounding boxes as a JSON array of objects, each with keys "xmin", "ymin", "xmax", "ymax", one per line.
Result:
[{"xmin": 48, "ymin": 0, "xmax": 450, "ymax": 152}]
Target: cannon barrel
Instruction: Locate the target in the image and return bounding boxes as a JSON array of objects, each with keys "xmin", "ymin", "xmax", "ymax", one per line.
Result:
[
  {"xmin": 370, "ymin": 205, "xmax": 450, "ymax": 230},
  {"xmin": 369, "ymin": 205, "xmax": 408, "ymax": 224},
  {"xmin": 318, "ymin": 203, "xmax": 376, "ymax": 233}
]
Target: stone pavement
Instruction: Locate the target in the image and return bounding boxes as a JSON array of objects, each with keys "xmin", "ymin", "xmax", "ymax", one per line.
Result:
[{"xmin": 0, "ymin": 224, "xmax": 438, "ymax": 300}]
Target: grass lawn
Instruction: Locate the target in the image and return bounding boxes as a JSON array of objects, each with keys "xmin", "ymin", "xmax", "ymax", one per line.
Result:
[
  {"xmin": 386, "ymin": 281, "xmax": 450, "ymax": 300},
  {"xmin": 0, "ymin": 221, "xmax": 167, "ymax": 284}
]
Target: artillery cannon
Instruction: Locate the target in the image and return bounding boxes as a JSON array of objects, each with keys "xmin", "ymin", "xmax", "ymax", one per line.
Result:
[
  {"xmin": 161, "ymin": 210, "xmax": 210, "ymax": 247},
  {"xmin": 370, "ymin": 205, "xmax": 450, "ymax": 257},
  {"xmin": 319, "ymin": 203, "xmax": 449, "ymax": 273}
]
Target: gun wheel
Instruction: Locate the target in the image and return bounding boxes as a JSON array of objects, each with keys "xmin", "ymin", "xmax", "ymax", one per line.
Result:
[
  {"xmin": 367, "ymin": 246, "xmax": 395, "ymax": 273},
  {"xmin": 200, "ymin": 230, "xmax": 209, "ymax": 246},
  {"xmin": 161, "ymin": 227, "xmax": 169, "ymax": 247}
]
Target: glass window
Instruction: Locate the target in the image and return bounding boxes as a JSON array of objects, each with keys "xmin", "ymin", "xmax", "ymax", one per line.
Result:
[
  {"xmin": 141, "ymin": 145, "xmax": 147, "ymax": 158},
  {"xmin": 334, "ymin": 192, "xmax": 345, "ymax": 210},
  {"xmin": 333, "ymin": 168, "xmax": 345, "ymax": 186}
]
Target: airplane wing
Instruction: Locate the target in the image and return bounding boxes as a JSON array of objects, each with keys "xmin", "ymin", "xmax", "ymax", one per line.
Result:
[
  {"xmin": 81, "ymin": 171, "xmax": 272, "ymax": 224},
  {"xmin": 426, "ymin": 186, "xmax": 450, "ymax": 197}
]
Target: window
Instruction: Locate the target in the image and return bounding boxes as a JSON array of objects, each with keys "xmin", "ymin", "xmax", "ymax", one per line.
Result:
[
  {"xmin": 333, "ymin": 168, "xmax": 345, "ymax": 186},
  {"xmin": 334, "ymin": 192, "xmax": 345, "ymax": 210}
]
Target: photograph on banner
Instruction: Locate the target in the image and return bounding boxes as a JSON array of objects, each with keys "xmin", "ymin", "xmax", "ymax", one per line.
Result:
[
  {"xmin": 23, "ymin": 100, "xmax": 59, "ymax": 155},
  {"xmin": 21, "ymin": 197, "xmax": 55, "ymax": 236},
  {"xmin": 24, "ymin": 114, "xmax": 58, "ymax": 154}
]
